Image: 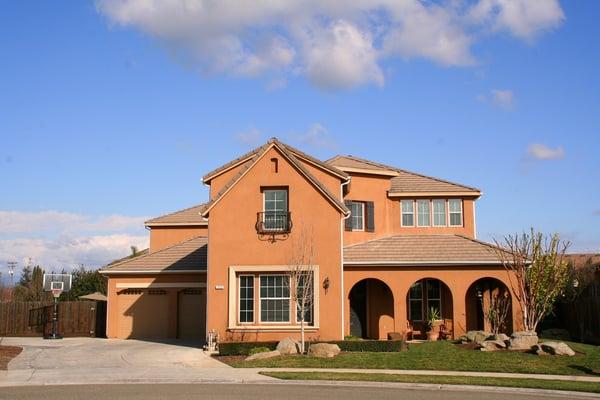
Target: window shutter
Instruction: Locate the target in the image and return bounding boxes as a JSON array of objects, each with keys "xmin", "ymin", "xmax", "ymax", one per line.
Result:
[
  {"xmin": 366, "ymin": 201, "xmax": 375, "ymax": 232},
  {"xmin": 344, "ymin": 200, "xmax": 353, "ymax": 231}
]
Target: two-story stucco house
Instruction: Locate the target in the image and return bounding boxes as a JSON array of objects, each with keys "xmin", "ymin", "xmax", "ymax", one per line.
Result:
[{"xmin": 101, "ymin": 138, "xmax": 521, "ymax": 342}]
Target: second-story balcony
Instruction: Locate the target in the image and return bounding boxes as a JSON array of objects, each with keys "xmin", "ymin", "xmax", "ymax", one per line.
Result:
[{"xmin": 256, "ymin": 211, "xmax": 292, "ymax": 234}]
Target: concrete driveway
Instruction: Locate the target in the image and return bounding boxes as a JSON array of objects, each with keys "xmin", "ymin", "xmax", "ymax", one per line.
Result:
[{"xmin": 0, "ymin": 337, "xmax": 272, "ymax": 386}]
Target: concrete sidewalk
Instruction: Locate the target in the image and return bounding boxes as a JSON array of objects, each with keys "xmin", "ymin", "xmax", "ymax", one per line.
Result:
[{"xmin": 252, "ymin": 367, "xmax": 600, "ymax": 383}]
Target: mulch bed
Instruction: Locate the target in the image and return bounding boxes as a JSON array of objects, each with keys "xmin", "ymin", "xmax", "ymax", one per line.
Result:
[{"xmin": 0, "ymin": 346, "xmax": 23, "ymax": 370}]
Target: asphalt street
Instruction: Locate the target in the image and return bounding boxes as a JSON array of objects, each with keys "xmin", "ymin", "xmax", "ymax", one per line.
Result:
[{"xmin": 0, "ymin": 384, "xmax": 594, "ymax": 400}]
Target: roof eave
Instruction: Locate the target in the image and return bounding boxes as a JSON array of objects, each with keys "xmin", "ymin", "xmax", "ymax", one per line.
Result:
[
  {"xmin": 145, "ymin": 222, "xmax": 208, "ymax": 227},
  {"xmin": 343, "ymin": 261, "xmax": 503, "ymax": 266},
  {"xmin": 99, "ymin": 269, "xmax": 207, "ymax": 275},
  {"xmin": 388, "ymin": 191, "xmax": 482, "ymax": 198}
]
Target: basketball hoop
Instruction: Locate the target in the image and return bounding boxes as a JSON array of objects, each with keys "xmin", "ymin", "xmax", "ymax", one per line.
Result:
[
  {"xmin": 51, "ymin": 281, "xmax": 64, "ymax": 298},
  {"xmin": 51, "ymin": 288, "xmax": 63, "ymax": 298},
  {"xmin": 42, "ymin": 274, "xmax": 72, "ymax": 340}
]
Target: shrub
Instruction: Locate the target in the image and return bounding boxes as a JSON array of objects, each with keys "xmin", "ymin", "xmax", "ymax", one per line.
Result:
[
  {"xmin": 219, "ymin": 341, "xmax": 278, "ymax": 356},
  {"xmin": 329, "ymin": 340, "xmax": 406, "ymax": 352},
  {"xmin": 248, "ymin": 346, "xmax": 272, "ymax": 355},
  {"xmin": 344, "ymin": 335, "xmax": 362, "ymax": 341}
]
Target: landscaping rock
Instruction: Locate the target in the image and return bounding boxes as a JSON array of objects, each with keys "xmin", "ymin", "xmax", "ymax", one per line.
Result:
[
  {"xmin": 508, "ymin": 331, "xmax": 539, "ymax": 351},
  {"xmin": 245, "ymin": 350, "xmax": 281, "ymax": 361},
  {"xmin": 308, "ymin": 343, "xmax": 341, "ymax": 358},
  {"xmin": 532, "ymin": 344, "xmax": 549, "ymax": 356},
  {"xmin": 540, "ymin": 341, "xmax": 575, "ymax": 356},
  {"xmin": 493, "ymin": 333, "xmax": 510, "ymax": 343},
  {"xmin": 541, "ymin": 328, "xmax": 572, "ymax": 342},
  {"xmin": 276, "ymin": 337, "xmax": 300, "ymax": 355},
  {"xmin": 479, "ymin": 339, "xmax": 507, "ymax": 351},
  {"xmin": 473, "ymin": 331, "xmax": 492, "ymax": 345}
]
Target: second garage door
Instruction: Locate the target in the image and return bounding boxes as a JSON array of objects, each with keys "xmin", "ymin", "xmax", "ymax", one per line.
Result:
[
  {"xmin": 117, "ymin": 289, "xmax": 169, "ymax": 339},
  {"xmin": 178, "ymin": 288, "xmax": 206, "ymax": 341}
]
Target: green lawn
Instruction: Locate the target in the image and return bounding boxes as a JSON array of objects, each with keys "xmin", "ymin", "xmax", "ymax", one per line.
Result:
[
  {"xmin": 227, "ymin": 340, "xmax": 600, "ymax": 376},
  {"xmin": 261, "ymin": 371, "xmax": 600, "ymax": 394}
]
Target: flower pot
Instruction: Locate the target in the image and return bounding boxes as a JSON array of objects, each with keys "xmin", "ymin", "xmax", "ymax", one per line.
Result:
[{"xmin": 427, "ymin": 331, "xmax": 440, "ymax": 341}]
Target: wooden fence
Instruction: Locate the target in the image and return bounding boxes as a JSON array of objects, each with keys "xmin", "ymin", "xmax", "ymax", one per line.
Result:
[{"xmin": 0, "ymin": 301, "xmax": 104, "ymax": 337}]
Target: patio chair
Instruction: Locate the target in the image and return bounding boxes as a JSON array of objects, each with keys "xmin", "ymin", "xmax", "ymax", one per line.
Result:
[{"xmin": 406, "ymin": 321, "xmax": 422, "ymax": 340}]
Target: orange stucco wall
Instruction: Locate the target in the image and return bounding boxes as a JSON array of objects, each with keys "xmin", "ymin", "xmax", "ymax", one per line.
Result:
[
  {"xmin": 105, "ymin": 273, "xmax": 206, "ymax": 339},
  {"xmin": 343, "ymin": 173, "xmax": 476, "ymax": 245},
  {"xmin": 343, "ymin": 266, "xmax": 522, "ymax": 339},
  {"xmin": 149, "ymin": 226, "xmax": 208, "ymax": 252},
  {"xmin": 206, "ymin": 146, "xmax": 345, "ymax": 342}
]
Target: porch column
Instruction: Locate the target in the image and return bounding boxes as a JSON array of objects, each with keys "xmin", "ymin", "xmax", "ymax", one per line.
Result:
[
  {"xmin": 451, "ymin": 285, "xmax": 468, "ymax": 337},
  {"xmin": 393, "ymin": 282, "xmax": 408, "ymax": 336}
]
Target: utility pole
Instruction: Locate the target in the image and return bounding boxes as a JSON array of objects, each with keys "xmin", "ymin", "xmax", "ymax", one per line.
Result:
[{"xmin": 7, "ymin": 261, "xmax": 17, "ymax": 287}]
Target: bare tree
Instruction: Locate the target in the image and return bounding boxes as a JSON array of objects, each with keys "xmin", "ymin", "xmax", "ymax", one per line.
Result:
[
  {"xmin": 493, "ymin": 229, "xmax": 570, "ymax": 333},
  {"xmin": 287, "ymin": 226, "xmax": 316, "ymax": 354},
  {"xmin": 484, "ymin": 291, "xmax": 511, "ymax": 335}
]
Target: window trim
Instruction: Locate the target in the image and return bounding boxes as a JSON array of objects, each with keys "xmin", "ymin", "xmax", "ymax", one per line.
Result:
[
  {"xmin": 432, "ymin": 199, "xmax": 447, "ymax": 227},
  {"xmin": 258, "ymin": 274, "xmax": 291, "ymax": 324},
  {"xmin": 448, "ymin": 199, "xmax": 463, "ymax": 227},
  {"xmin": 350, "ymin": 201, "xmax": 365, "ymax": 232},
  {"xmin": 416, "ymin": 200, "xmax": 431, "ymax": 227},
  {"xmin": 401, "ymin": 200, "xmax": 415, "ymax": 227},
  {"xmin": 238, "ymin": 274, "xmax": 255, "ymax": 324}
]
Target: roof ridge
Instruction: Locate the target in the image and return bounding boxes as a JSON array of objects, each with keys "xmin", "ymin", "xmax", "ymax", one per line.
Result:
[
  {"xmin": 102, "ymin": 235, "xmax": 207, "ymax": 271},
  {"xmin": 145, "ymin": 203, "xmax": 207, "ymax": 224},
  {"xmin": 278, "ymin": 141, "xmax": 348, "ymax": 179},
  {"xmin": 202, "ymin": 143, "xmax": 268, "ymax": 183},
  {"xmin": 454, "ymin": 234, "xmax": 508, "ymax": 255},
  {"xmin": 330, "ymin": 154, "xmax": 480, "ymax": 192}
]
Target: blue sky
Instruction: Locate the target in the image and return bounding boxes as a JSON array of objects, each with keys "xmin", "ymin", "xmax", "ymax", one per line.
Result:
[{"xmin": 1, "ymin": 1, "xmax": 599, "ymax": 276}]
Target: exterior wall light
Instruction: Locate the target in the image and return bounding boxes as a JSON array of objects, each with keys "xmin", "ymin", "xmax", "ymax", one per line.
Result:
[{"xmin": 323, "ymin": 277, "xmax": 330, "ymax": 292}]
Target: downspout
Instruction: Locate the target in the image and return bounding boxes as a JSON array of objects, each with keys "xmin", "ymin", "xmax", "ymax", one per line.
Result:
[
  {"xmin": 202, "ymin": 179, "xmax": 211, "ymax": 345},
  {"xmin": 340, "ymin": 177, "xmax": 351, "ymax": 339}
]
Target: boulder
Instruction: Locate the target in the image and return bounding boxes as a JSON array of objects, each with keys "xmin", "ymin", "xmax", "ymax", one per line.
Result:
[
  {"xmin": 276, "ymin": 338, "xmax": 300, "ymax": 355},
  {"xmin": 532, "ymin": 344, "xmax": 549, "ymax": 356},
  {"xmin": 540, "ymin": 341, "xmax": 576, "ymax": 356},
  {"xmin": 308, "ymin": 343, "xmax": 341, "ymax": 358},
  {"xmin": 508, "ymin": 331, "xmax": 539, "ymax": 351},
  {"xmin": 541, "ymin": 328, "xmax": 572, "ymax": 342},
  {"xmin": 493, "ymin": 333, "xmax": 510, "ymax": 343},
  {"xmin": 479, "ymin": 340, "xmax": 507, "ymax": 352},
  {"xmin": 473, "ymin": 331, "xmax": 492, "ymax": 345},
  {"xmin": 245, "ymin": 350, "xmax": 281, "ymax": 361}
]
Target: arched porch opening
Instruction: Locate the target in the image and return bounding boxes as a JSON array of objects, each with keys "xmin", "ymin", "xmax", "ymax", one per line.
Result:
[
  {"xmin": 348, "ymin": 279, "xmax": 394, "ymax": 339},
  {"xmin": 406, "ymin": 278, "xmax": 454, "ymax": 339},
  {"xmin": 466, "ymin": 278, "xmax": 513, "ymax": 334}
]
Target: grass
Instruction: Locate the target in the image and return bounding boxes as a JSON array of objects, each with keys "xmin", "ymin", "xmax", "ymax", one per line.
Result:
[
  {"xmin": 0, "ymin": 345, "xmax": 22, "ymax": 370},
  {"xmin": 260, "ymin": 371, "xmax": 600, "ymax": 394},
  {"xmin": 227, "ymin": 340, "xmax": 600, "ymax": 376}
]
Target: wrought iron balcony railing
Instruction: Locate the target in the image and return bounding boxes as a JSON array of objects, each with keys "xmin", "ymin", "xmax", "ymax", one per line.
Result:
[{"xmin": 256, "ymin": 211, "xmax": 292, "ymax": 234}]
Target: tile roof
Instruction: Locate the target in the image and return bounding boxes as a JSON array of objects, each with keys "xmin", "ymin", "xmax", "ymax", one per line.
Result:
[
  {"xmin": 327, "ymin": 155, "xmax": 480, "ymax": 195},
  {"xmin": 343, "ymin": 234, "xmax": 505, "ymax": 265},
  {"xmin": 201, "ymin": 138, "xmax": 349, "ymax": 217},
  {"xmin": 145, "ymin": 203, "xmax": 208, "ymax": 226},
  {"xmin": 101, "ymin": 236, "xmax": 208, "ymax": 273},
  {"xmin": 564, "ymin": 253, "xmax": 600, "ymax": 269}
]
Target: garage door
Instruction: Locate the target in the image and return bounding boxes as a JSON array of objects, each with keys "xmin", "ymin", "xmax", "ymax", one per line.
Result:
[
  {"xmin": 117, "ymin": 289, "xmax": 169, "ymax": 339},
  {"xmin": 178, "ymin": 288, "xmax": 206, "ymax": 341}
]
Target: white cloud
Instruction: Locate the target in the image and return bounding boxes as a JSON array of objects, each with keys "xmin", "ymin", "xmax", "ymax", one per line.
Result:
[
  {"xmin": 491, "ymin": 89, "xmax": 515, "ymax": 110},
  {"xmin": 527, "ymin": 143, "xmax": 565, "ymax": 160},
  {"xmin": 0, "ymin": 210, "xmax": 148, "ymax": 235},
  {"xmin": 0, "ymin": 209, "xmax": 149, "ymax": 273},
  {"xmin": 295, "ymin": 123, "xmax": 337, "ymax": 151},
  {"xmin": 0, "ymin": 234, "xmax": 149, "ymax": 273},
  {"xmin": 96, "ymin": 0, "xmax": 565, "ymax": 89},
  {"xmin": 234, "ymin": 128, "xmax": 263, "ymax": 146},
  {"xmin": 470, "ymin": 0, "xmax": 565, "ymax": 41}
]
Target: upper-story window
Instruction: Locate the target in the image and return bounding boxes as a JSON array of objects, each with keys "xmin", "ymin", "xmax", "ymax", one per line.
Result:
[
  {"xmin": 261, "ymin": 188, "xmax": 289, "ymax": 232},
  {"xmin": 448, "ymin": 199, "xmax": 463, "ymax": 226},
  {"xmin": 432, "ymin": 199, "xmax": 446, "ymax": 227},
  {"xmin": 417, "ymin": 200, "xmax": 431, "ymax": 227},
  {"xmin": 345, "ymin": 200, "xmax": 375, "ymax": 232},
  {"xmin": 402, "ymin": 199, "xmax": 464, "ymax": 228},
  {"xmin": 350, "ymin": 202, "xmax": 364, "ymax": 231},
  {"xmin": 401, "ymin": 200, "xmax": 414, "ymax": 227}
]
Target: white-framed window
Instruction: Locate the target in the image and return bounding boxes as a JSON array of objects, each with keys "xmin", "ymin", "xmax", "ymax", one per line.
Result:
[
  {"xmin": 350, "ymin": 201, "xmax": 365, "ymax": 231},
  {"xmin": 426, "ymin": 279, "xmax": 442, "ymax": 318},
  {"xmin": 260, "ymin": 275, "xmax": 290, "ymax": 323},
  {"xmin": 263, "ymin": 189, "xmax": 288, "ymax": 231},
  {"xmin": 417, "ymin": 200, "xmax": 430, "ymax": 227},
  {"xmin": 432, "ymin": 199, "xmax": 447, "ymax": 227},
  {"xmin": 448, "ymin": 199, "xmax": 463, "ymax": 226},
  {"xmin": 408, "ymin": 281, "xmax": 423, "ymax": 321},
  {"xmin": 401, "ymin": 200, "xmax": 414, "ymax": 227},
  {"xmin": 295, "ymin": 274, "xmax": 314, "ymax": 325},
  {"xmin": 239, "ymin": 275, "xmax": 254, "ymax": 323}
]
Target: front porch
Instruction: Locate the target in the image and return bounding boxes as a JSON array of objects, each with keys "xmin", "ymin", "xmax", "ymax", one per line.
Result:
[{"xmin": 344, "ymin": 268, "xmax": 519, "ymax": 340}]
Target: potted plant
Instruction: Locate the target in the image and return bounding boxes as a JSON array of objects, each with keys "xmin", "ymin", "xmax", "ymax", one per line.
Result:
[{"xmin": 425, "ymin": 307, "xmax": 441, "ymax": 341}]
